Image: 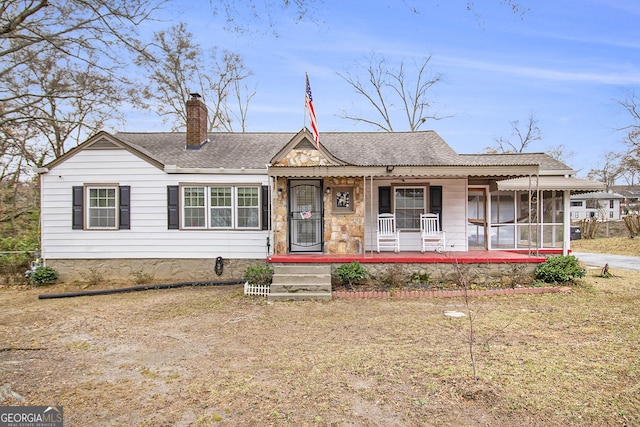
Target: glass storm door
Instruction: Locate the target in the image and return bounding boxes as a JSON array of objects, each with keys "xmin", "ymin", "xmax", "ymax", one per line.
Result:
[
  {"xmin": 468, "ymin": 188, "xmax": 487, "ymax": 249},
  {"xmin": 289, "ymin": 180, "xmax": 323, "ymax": 252}
]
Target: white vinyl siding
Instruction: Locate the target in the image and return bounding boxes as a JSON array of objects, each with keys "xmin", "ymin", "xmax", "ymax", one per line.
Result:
[
  {"xmin": 40, "ymin": 149, "xmax": 269, "ymax": 260},
  {"xmin": 364, "ymin": 178, "xmax": 467, "ymax": 252}
]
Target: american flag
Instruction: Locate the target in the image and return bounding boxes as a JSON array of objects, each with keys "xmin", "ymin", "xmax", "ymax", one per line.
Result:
[{"xmin": 305, "ymin": 74, "xmax": 319, "ymax": 148}]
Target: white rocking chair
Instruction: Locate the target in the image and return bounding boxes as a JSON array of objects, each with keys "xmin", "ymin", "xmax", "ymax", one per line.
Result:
[
  {"xmin": 377, "ymin": 213, "xmax": 400, "ymax": 253},
  {"xmin": 421, "ymin": 213, "xmax": 445, "ymax": 253}
]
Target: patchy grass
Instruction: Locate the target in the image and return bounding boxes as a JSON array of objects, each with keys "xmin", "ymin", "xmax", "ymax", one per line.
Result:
[
  {"xmin": 1, "ymin": 270, "xmax": 639, "ymax": 426},
  {"xmin": 572, "ymin": 236, "xmax": 640, "ymax": 256}
]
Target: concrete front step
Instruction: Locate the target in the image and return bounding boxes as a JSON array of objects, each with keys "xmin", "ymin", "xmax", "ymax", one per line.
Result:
[
  {"xmin": 268, "ymin": 292, "xmax": 332, "ymax": 302},
  {"xmin": 271, "ymin": 273, "xmax": 331, "ymax": 285},
  {"xmin": 272, "ymin": 264, "xmax": 329, "ymax": 275},
  {"xmin": 268, "ymin": 263, "xmax": 332, "ymax": 302},
  {"xmin": 269, "ymin": 283, "xmax": 332, "ymax": 293}
]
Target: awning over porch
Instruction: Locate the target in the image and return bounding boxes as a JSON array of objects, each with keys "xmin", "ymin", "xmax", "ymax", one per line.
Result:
[{"xmin": 496, "ymin": 176, "xmax": 605, "ymax": 192}]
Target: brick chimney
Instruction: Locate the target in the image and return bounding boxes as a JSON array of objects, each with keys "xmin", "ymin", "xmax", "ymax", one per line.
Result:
[{"xmin": 186, "ymin": 93, "xmax": 208, "ymax": 149}]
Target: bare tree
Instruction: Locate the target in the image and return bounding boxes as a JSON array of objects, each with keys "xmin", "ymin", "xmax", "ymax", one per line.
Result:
[
  {"xmin": 486, "ymin": 114, "xmax": 541, "ymax": 153},
  {"xmin": 6, "ymin": 49, "xmax": 125, "ymax": 160},
  {"xmin": 587, "ymin": 151, "xmax": 624, "ymax": 192},
  {"xmin": 619, "ymin": 153, "xmax": 640, "ymax": 186},
  {"xmin": 0, "ymin": 0, "xmax": 163, "ymax": 131},
  {"xmin": 617, "ymin": 89, "xmax": 640, "ymax": 148},
  {"xmin": 611, "ymin": 90, "xmax": 640, "ymax": 185},
  {"xmin": 545, "ymin": 143, "xmax": 576, "ymax": 167},
  {"xmin": 208, "ymin": 0, "xmax": 529, "ymax": 35},
  {"xmin": 134, "ymin": 23, "xmax": 255, "ymax": 132},
  {"xmin": 338, "ymin": 55, "xmax": 446, "ymax": 132},
  {"xmin": 0, "ymin": 0, "xmax": 165, "ymax": 243}
]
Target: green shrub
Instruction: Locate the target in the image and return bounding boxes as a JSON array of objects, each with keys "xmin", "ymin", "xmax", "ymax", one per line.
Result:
[
  {"xmin": 29, "ymin": 266, "xmax": 58, "ymax": 286},
  {"xmin": 243, "ymin": 264, "xmax": 273, "ymax": 286},
  {"xmin": 334, "ymin": 261, "xmax": 368, "ymax": 288},
  {"xmin": 535, "ymin": 255, "xmax": 586, "ymax": 284}
]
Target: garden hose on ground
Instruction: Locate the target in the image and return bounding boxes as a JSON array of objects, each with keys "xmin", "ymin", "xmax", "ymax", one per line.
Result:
[{"xmin": 38, "ymin": 279, "xmax": 244, "ymax": 300}]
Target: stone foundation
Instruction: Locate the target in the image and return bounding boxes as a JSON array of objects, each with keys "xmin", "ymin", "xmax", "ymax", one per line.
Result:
[
  {"xmin": 45, "ymin": 258, "xmax": 265, "ymax": 283},
  {"xmin": 334, "ymin": 262, "xmax": 537, "ymax": 288}
]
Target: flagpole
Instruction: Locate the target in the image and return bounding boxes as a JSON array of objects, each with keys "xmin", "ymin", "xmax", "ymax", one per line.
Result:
[
  {"xmin": 305, "ymin": 72, "xmax": 319, "ymax": 148},
  {"xmin": 303, "ymin": 72, "xmax": 308, "ymax": 129}
]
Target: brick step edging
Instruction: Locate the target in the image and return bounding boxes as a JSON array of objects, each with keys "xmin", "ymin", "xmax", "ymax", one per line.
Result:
[{"xmin": 332, "ymin": 286, "xmax": 572, "ymax": 299}]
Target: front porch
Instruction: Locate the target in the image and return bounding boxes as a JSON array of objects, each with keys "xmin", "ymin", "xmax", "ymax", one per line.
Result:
[
  {"xmin": 266, "ymin": 250, "xmax": 552, "ymax": 301},
  {"xmin": 268, "ymin": 249, "xmax": 550, "ymax": 264}
]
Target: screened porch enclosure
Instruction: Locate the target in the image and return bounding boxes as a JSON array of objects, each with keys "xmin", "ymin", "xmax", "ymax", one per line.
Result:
[{"xmin": 490, "ymin": 190, "xmax": 565, "ymax": 250}]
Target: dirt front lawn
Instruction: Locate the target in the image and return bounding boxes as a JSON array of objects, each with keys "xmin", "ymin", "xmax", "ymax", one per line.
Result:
[{"xmin": 1, "ymin": 269, "xmax": 639, "ymax": 426}]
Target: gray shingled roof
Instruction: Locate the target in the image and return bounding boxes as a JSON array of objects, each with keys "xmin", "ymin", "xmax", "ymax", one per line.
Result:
[
  {"xmin": 315, "ymin": 131, "xmax": 461, "ymax": 166},
  {"xmin": 115, "ymin": 132, "xmax": 289, "ymax": 169},
  {"xmin": 114, "ymin": 130, "xmax": 570, "ymax": 171},
  {"xmin": 570, "ymin": 191, "xmax": 623, "ymax": 200},
  {"xmin": 459, "ymin": 153, "xmax": 573, "ymax": 171}
]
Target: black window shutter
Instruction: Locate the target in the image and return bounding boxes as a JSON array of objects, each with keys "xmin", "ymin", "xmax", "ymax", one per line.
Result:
[
  {"xmin": 429, "ymin": 185, "xmax": 443, "ymax": 225},
  {"xmin": 378, "ymin": 186, "xmax": 392, "ymax": 214},
  {"xmin": 167, "ymin": 185, "xmax": 179, "ymax": 229},
  {"xmin": 119, "ymin": 186, "xmax": 131, "ymax": 230},
  {"xmin": 72, "ymin": 186, "xmax": 84, "ymax": 229},
  {"xmin": 261, "ymin": 185, "xmax": 269, "ymax": 230}
]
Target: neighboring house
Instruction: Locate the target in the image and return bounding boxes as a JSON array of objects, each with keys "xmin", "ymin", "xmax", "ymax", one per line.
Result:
[
  {"xmin": 610, "ymin": 185, "xmax": 640, "ymax": 215},
  {"xmin": 570, "ymin": 192, "xmax": 623, "ymax": 220},
  {"xmin": 37, "ymin": 95, "xmax": 605, "ymax": 282}
]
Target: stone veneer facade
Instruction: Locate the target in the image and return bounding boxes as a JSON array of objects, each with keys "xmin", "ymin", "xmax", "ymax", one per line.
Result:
[{"xmin": 272, "ymin": 148, "xmax": 365, "ymax": 256}]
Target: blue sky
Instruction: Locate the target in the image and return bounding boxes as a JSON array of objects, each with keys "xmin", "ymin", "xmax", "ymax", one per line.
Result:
[{"xmin": 124, "ymin": 0, "xmax": 640, "ymax": 177}]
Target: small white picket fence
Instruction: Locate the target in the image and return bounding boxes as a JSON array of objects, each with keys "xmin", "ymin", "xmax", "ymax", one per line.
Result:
[{"xmin": 243, "ymin": 281, "xmax": 270, "ymax": 297}]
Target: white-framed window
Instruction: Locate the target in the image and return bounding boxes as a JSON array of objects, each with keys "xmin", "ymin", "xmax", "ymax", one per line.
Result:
[
  {"xmin": 210, "ymin": 187, "xmax": 232, "ymax": 227},
  {"xmin": 394, "ymin": 186, "xmax": 425, "ymax": 229},
  {"xmin": 87, "ymin": 186, "xmax": 118, "ymax": 229},
  {"xmin": 236, "ymin": 187, "xmax": 260, "ymax": 228},
  {"xmin": 183, "ymin": 186, "xmax": 206, "ymax": 227},
  {"xmin": 182, "ymin": 185, "xmax": 260, "ymax": 229}
]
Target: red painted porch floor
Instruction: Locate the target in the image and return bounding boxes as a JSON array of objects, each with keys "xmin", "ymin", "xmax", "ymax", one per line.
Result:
[{"xmin": 267, "ymin": 250, "xmax": 550, "ymax": 264}]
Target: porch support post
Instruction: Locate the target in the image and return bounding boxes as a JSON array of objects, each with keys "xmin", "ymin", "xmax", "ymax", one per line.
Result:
[
  {"xmin": 563, "ymin": 189, "xmax": 570, "ymax": 256},
  {"xmin": 270, "ymin": 175, "xmax": 277, "ymax": 256},
  {"xmin": 362, "ymin": 176, "xmax": 366, "ymax": 255}
]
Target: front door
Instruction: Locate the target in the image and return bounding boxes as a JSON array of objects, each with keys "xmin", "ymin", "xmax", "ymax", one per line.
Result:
[
  {"xmin": 468, "ymin": 188, "xmax": 487, "ymax": 249},
  {"xmin": 289, "ymin": 180, "xmax": 323, "ymax": 252}
]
